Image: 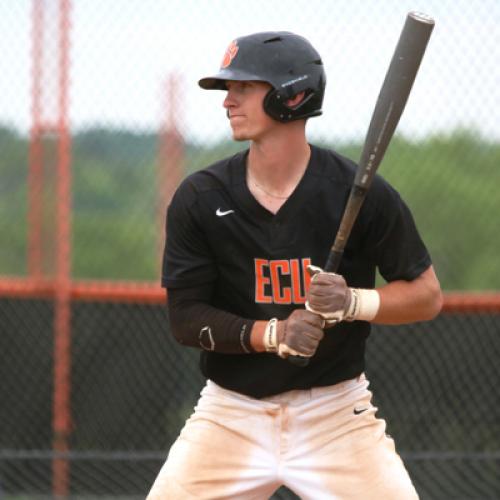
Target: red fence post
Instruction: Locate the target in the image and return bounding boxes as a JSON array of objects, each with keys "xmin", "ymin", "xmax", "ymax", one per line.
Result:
[
  {"xmin": 158, "ymin": 73, "xmax": 185, "ymax": 267},
  {"xmin": 52, "ymin": 0, "xmax": 72, "ymax": 497},
  {"xmin": 28, "ymin": 0, "xmax": 44, "ymax": 280}
]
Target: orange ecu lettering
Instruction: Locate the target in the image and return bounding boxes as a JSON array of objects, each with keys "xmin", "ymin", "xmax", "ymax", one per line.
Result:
[{"xmin": 254, "ymin": 257, "xmax": 311, "ymax": 305}]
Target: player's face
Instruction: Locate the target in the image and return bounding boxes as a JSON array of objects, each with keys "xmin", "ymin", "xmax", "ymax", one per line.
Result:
[{"xmin": 223, "ymin": 81, "xmax": 276, "ymax": 141}]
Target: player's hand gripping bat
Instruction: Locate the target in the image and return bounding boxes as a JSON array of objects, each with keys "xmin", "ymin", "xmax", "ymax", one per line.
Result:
[{"xmin": 288, "ymin": 12, "xmax": 435, "ymax": 367}]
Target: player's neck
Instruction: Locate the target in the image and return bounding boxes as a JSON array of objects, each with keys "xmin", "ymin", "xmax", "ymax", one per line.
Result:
[
  {"xmin": 246, "ymin": 131, "xmax": 310, "ymax": 213},
  {"xmin": 247, "ymin": 130, "xmax": 310, "ymax": 189}
]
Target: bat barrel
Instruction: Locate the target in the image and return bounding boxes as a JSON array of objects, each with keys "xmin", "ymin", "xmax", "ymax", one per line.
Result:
[{"xmin": 355, "ymin": 12, "xmax": 435, "ymax": 190}]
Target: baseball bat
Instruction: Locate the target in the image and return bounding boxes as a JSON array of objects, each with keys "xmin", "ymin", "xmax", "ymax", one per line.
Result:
[{"xmin": 289, "ymin": 11, "xmax": 435, "ymax": 367}]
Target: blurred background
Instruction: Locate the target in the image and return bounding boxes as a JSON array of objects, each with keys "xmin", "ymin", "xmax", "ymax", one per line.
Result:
[{"xmin": 0, "ymin": 0, "xmax": 499, "ymax": 498}]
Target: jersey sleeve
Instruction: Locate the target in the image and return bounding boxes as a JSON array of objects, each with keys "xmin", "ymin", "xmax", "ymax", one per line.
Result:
[
  {"xmin": 161, "ymin": 178, "xmax": 217, "ymax": 288},
  {"xmin": 361, "ymin": 176, "xmax": 432, "ymax": 283}
]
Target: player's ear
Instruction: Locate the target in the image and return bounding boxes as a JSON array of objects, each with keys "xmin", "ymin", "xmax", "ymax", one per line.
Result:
[{"xmin": 285, "ymin": 91, "xmax": 306, "ymax": 109}]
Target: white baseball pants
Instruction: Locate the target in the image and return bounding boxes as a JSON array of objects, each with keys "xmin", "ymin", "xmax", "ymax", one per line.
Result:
[{"xmin": 147, "ymin": 374, "xmax": 419, "ymax": 499}]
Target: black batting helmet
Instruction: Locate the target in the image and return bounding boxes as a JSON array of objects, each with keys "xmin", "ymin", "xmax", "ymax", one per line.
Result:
[{"xmin": 198, "ymin": 31, "xmax": 326, "ymax": 123}]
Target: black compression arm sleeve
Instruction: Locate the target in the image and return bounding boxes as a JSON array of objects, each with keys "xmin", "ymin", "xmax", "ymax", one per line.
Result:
[{"xmin": 167, "ymin": 285, "xmax": 256, "ymax": 354}]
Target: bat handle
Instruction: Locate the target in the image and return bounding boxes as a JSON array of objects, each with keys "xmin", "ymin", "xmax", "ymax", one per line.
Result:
[
  {"xmin": 324, "ymin": 250, "xmax": 343, "ymax": 273},
  {"xmin": 288, "ymin": 354, "xmax": 310, "ymax": 367},
  {"xmin": 287, "ymin": 263, "xmax": 334, "ymax": 368},
  {"xmin": 287, "ymin": 250, "xmax": 341, "ymax": 367}
]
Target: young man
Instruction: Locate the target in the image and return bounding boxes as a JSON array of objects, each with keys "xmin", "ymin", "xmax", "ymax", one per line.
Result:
[{"xmin": 148, "ymin": 31, "xmax": 442, "ymax": 499}]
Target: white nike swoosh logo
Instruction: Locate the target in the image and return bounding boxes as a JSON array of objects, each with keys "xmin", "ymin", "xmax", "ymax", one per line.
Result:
[{"xmin": 216, "ymin": 208, "xmax": 235, "ymax": 217}]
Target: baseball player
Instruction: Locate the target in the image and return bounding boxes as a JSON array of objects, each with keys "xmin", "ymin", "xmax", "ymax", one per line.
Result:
[{"xmin": 148, "ymin": 31, "xmax": 442, "ymax": 499}]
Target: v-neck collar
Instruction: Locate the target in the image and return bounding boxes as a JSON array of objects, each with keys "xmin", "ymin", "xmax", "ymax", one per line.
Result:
[{"xmin": 231, "ymin": 145, "xmax": 322, "ymax": 223}]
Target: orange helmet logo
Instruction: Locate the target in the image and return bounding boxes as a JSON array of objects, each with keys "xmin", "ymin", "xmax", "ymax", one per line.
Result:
[{"xmin": 221, "ymin": 40, "xmax": 239, "ymax": 69}]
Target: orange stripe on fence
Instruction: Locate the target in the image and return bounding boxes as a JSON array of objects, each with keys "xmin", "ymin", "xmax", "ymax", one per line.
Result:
[
  {"xmin": 0, "ymin": 277, "xmax": 165, "ymax": 304},
  {"xmin": 1, "ymin": 277, "xmax": 500, "ymax": 311},
  {"xmin": 72, "ymin": 280, "xmax": 166, "ymax": 304},
  {"xmin": 441, "ymin": 292, "xmax": 500, "ymax": 313}
]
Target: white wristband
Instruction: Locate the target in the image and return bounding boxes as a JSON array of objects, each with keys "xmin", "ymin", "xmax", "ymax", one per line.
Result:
[
  {"xmin": 344, "ymin": 288, "xmax": 380, "ymax": 322},
  {"xmin": 263, "ymin": 318, "xmax": 279, "ymax": 353}
]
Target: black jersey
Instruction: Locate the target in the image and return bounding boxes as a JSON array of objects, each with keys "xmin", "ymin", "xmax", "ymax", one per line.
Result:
[{"xmin": 163, "ymin": 144, "xmax": 431, "ymax": 398}]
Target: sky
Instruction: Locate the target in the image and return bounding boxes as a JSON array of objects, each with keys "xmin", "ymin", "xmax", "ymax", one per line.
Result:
[{"xmin": 1, "ymin": 0, "xmax": 499, "ymax": 143}]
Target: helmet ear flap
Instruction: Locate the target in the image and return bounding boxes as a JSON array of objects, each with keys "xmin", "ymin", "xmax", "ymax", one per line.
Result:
[
  {"xmin": 263, "ymin": 87, "xmax": 323, "ymax": 123},
  {"xmin": 263, "ymin": 88, "xmax": 292, "ymax": 123}
]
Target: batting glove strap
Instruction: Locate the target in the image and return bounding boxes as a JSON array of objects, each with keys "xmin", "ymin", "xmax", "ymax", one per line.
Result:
[
  {"xmin": 344, "ymin": 288, "xmax": 380, "ymax": 322},
  {"xmin": 263, "ymin": 318, "xmax": 279, "ymax": 353}
]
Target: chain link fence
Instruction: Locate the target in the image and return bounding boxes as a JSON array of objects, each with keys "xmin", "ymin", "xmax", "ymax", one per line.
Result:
[
  {"xmin": 1, "ymin": 298, "xmax": 499, "ymax": 498},
  {"xmin": 1, "ymin": 0, "xmax": 499, "ymax": 498}
]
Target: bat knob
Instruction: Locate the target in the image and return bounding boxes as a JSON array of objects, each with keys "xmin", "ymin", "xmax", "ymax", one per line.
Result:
[
  {"xmin": 409, "ymin": 11, "xmax": 435, "ymax": 25},
  {"xmin": 288, "ymin": 355, "xmax": 310, "ymax": 367}
]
